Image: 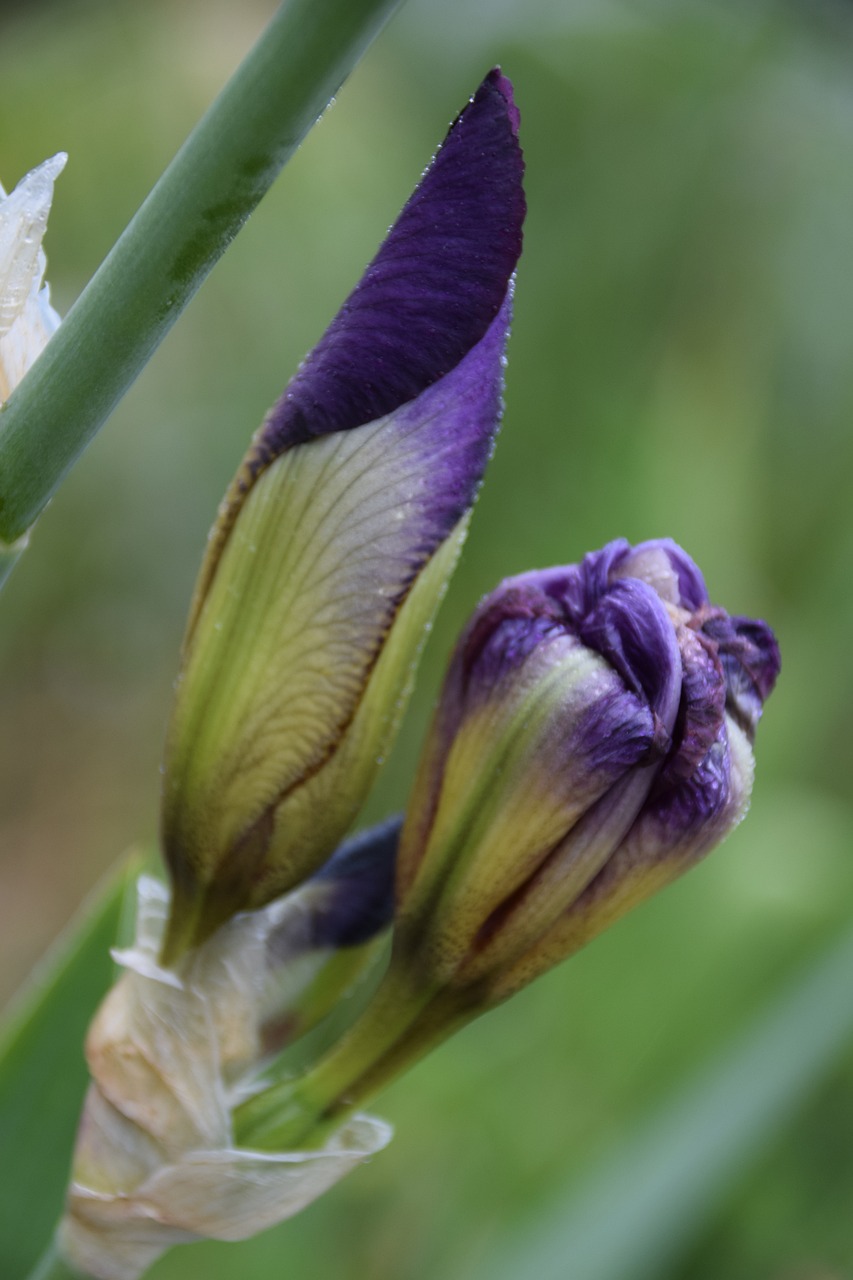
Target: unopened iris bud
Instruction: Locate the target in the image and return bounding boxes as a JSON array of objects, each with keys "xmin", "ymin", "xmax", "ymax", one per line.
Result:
[
  {"xmin": 233, "ymin": 538, "xmax": 779, "ymax": 1154},
  {"xmin": 395, "ymin": 537, "xmax": 780, "ymax": 998},
  {"xmin": 160, "ymin": 70, "xmax": 526, "ymax": 961}
]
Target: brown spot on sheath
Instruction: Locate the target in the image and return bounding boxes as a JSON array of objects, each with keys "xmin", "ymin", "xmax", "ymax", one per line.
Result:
[
  {"xmin": 207, "ymin": 804, "xmax": 277, "ymax": 917},
  {"xmin": 161, "ymin": 806, "xmax": 277, "ymax": 962}
]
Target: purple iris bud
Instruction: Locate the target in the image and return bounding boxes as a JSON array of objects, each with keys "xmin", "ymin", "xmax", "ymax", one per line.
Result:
[
  {"xmin": 395, "ymin": 538, "xmax": 779, "ymax": 997},
  {"xmin": 254, "ymin": 818, "xmax": 402, "ymax": 1060},
  {"xmin": 268, "ymin": 817, "xmax": 401, "ymax": 958},
  {"xmin": 159, "ymin": 71, "xmax": 525, "ymax": 962}
]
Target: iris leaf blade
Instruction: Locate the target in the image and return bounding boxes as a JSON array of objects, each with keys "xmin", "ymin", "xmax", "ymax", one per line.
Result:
[{"xmin": 0, "ymin": 857, "xmax": 140, "ymax": 1280}]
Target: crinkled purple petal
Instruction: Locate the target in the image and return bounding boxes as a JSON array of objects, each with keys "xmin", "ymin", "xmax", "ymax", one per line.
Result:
[
  {"xmin": 574, "ymin": 685, "xmax": 660, "ymax": 776},
  {"xmin": 560, "ymin": 723, "xmax": 735, "ymax": 931},
  {"xmin": 577, "ymin": 577, "xmax": 682, "ymax": 734},
  {"xmin": 577, "ymin": 540, "xmax": 632, "ymax": 607},
  {"xmin": 445, "ymin": 548, "xmax": 684, "ymax": 747},
  {"xmin": 656, "ymin": 624, "xmax": 726, "ymax": 789},
  {"xmin": 615, "ymin": 538, "xmax": 709, "ymax": 611},
  {"xmin": 525, "ymin": 541, "xmax": 628, "ymax": 619},
  {"xmin": 460, "ymin": 594, "xmax": 661, "ymax": 777},
  {"xmin": 698, "ymin": 611, "xmax": 781, "ymax": 739},
  {"xmin": 255, "ymin": 68, "xmax": 525, "ymax": 462},
  {"xmin": 633, "ymin": 724, "xmax": 733, "ymax": 854}
]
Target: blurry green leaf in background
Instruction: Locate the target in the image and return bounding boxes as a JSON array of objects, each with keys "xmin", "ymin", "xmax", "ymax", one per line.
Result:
[
  {"xmin": 0, "ymin": 858, "xmax": 138, "ymax": 1279},
  {"xmin": 2, "ymin": 1, "xmax": 853, "ymax": 1278}
]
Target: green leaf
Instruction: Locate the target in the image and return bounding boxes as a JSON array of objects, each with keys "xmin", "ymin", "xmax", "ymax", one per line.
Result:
[
  {"xmin": 471, "ymin": 925, "xmax": 853, "ymax": 1280},
  {"xmin": 0, "ymin": 857, "xmax": 140, "ymax": 1280}
]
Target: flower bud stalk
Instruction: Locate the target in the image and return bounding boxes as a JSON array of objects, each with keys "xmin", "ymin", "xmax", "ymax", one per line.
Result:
[{"xmin": 234, "ymin": 950, "xmax": 467, "ymax": 1152}]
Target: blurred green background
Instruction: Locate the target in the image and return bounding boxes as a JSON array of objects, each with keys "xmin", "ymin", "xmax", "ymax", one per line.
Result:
[{"xmin": 2, "ymin": 0, "xmax": 853, "ymax": 1276}]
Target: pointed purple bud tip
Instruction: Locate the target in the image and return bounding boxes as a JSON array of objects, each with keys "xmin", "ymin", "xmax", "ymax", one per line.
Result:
[
  {"xmin": 695, "ymin": 610, "xmax": 780, "ymax": 740},
  {"xmin": 254, "ymin": 67, "xmax": 525, "ymax": 466}
]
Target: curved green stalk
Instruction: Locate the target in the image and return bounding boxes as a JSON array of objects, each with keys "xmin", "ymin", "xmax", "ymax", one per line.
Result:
[{"xmin": 0, "ymin": 0, "xmax": 405, "ymax": 548}]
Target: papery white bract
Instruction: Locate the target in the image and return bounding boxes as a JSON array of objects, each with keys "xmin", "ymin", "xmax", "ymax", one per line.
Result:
[
  {"xmin": 0, "ymin": 153, "xmax": 65, "ymax": 405},
  {"xmin": 60, "ymin": 876, "xmax": 391, "ymax": 1280}
]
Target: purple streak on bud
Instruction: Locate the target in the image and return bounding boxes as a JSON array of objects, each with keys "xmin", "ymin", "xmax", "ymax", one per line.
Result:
[
  {"xmin": 656, "ymin": 625, "xmax": 726, "ymax": 789},
  {"xmin": 256, "ymin": 68, "xmax": 525, "ymax": 463},
  {"xmin": 501, "ymin": 542, "xmax": 686, "ymax": 737},
  {"xmin": 447, "ymin": 579, "xmax": 669, "ymax": 781},
  {"xmin": 648, "ymin": 725, "xmax": 735, "ymax": 848},
  {"xmin": 465, "ymin": 598, "xmax": 662, "ymax": 781},
  {"xmin": 569, "ymin": 720, "xmax": 745, "ymax": 935},
  {"xmin": 460, "ymin": 586, "xmax": 564, "ymax": 691},
  {"xmin": 389, "ymin": 289, "xmax": 513, "ymax": 536}
]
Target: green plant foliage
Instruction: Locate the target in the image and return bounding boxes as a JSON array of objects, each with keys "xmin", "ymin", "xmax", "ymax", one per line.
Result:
[
  {"xmin": 469, "ymin": 926, "xmax": 853, "ymax": 1280},
  {"xmin": 0, "ymin": 860, "xmax": 138, "ymax": 1280}
]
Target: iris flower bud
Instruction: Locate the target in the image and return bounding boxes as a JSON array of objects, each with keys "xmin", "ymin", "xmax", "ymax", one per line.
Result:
[
  {"xmin": 233, "ymin": 538, "xmax": 779, "ymax": 1154},
  {"xmin": 395, "ymin": 537, "xmax": 780, "ymax": 998},
  {"xmin": 160, "ymin": 70, "xmax": 526, "ymax": 961}
]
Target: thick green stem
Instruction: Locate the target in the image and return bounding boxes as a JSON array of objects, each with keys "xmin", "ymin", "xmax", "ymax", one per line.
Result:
[
  {"xmin": 0, "ymin": 0, "xmax": 405, "ymax": 546},
  {"xmin": 235, "ymin": 958, "xmax": 431, "ymax": 1149},
  {"xmin": 234, "ymin": 959, "xmax": 476, "ymax": 1152},
  {"xmin": 26, "ymin": 1238, "xmax": 85, "ymax": 1280}
]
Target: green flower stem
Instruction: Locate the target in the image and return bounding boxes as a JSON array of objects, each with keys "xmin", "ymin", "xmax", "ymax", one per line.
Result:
[
  {"xmin": 26, "ymin": 1238, "xmax": 85, "ymax": 1280},
  {"xmin": 234, "ymin": 958, "xmax": 473, "ymax": 1152},
  {"xmin": 0, "ymin": 0, "xmax": 405, "ymax": 547},
  {"xmin": 235, "ymin": 958, "xmax": 431, "ymax": 1149}
]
